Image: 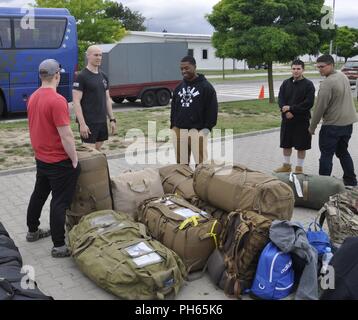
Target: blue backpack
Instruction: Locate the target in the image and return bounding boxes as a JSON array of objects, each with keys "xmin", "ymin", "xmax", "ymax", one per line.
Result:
[
  {"xmin": 306, "ymin": 222, "xmax": 331, "ymax": 256},
  {"xmin": 251, "ymin": 242, "xmax": 294, "ymax": 300}
]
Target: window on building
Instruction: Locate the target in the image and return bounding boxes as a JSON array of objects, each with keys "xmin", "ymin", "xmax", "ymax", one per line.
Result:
[
  {"xmin": 188, "ymin": 49, "xmax": 194, "ymax": 57},
  {"xmin": 202, "ymin": 49, "xmax": 208, "ymax": 60}
]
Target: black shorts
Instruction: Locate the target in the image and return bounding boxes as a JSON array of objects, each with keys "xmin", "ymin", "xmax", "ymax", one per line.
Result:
[
  {"xmin": 280, "ymin": 119, "xmax": 311, "ymax": 150},
  {"xmin": 80, "ymin": 122, "xmax": 108, "ymax": 144}
]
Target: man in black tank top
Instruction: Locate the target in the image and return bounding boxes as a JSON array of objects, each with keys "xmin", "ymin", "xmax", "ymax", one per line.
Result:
[{"xmin": 72, "ymin": 45, "xmax": 116, "ymax": 150}]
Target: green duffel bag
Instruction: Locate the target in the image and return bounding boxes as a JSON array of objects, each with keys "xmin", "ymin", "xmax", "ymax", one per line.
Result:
[
  {"xmin": 68, "ymin": 210, "xmax": 187, "ymax": 300},
  {"xmin": 273, "ymin": 173, "xmax": 346, "ymax": 210}
]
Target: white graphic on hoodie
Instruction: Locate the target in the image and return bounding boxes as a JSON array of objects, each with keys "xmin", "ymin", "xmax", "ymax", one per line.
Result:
[{"xmin": 178, "ymin": 86, "xmax": 200, "ymax": 107}]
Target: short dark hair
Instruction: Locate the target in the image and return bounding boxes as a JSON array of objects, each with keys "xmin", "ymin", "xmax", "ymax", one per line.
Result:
[
  {"xmin": 317, "ymin": 54, "xmax": 335, "ymax": 65},
  {"xmin": 291, "ymin": 59, "xmax": 305, "ymax": 69},
  {"xmin": 181, "ymin": 55, "xmax": 196, "ymax": 66}
]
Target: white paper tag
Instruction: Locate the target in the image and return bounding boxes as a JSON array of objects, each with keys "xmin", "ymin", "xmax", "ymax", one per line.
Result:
[
  {"xmin": 125, "ymin": 242, "xmax": 153, "ymax": 257},
  {"xmin": 292, "ymin": 174, "xmax": 303, "ymax": 198},
  {"xmin": 132, "ymin": 252, "xmax": 163, "ymax": 268},
  {"xmin": 174, "ymin": 207, "xmax": 200, "ymax": 218}
]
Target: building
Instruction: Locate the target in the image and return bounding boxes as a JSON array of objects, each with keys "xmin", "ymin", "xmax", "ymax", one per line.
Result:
[{"xmin": 120, "ymin": 31, "xmax": 248, "ymax": 71}]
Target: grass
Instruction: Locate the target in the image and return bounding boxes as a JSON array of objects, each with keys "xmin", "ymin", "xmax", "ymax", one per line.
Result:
[{"xmin": 0, "ymin": 98, "xmax": 357, "ymax": 170}]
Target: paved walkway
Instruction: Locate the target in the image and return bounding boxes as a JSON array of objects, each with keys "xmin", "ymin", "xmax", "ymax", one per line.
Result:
[{"xmin": 0, "ymin": 124, "xmax": 357, "ymax": 300}]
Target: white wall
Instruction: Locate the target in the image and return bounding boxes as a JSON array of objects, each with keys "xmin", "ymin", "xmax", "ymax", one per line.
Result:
[{"xmin": 188, "ymin": 42, "xmax": 247, "ymax": 70}]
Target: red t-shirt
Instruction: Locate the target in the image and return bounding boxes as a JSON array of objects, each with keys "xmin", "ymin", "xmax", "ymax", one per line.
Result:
[{"xmin": 27, "ymin": 88, "xmax": 70, "ymax": 163}]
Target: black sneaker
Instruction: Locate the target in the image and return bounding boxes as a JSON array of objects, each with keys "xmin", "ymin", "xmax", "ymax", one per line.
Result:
[
  {"xmin": 51, "ymin": 245, "xmax": 71, "ymax": 258},
  {"xmin": 26, "ymin": 228, "xmax": 51, "ymax": 242}
]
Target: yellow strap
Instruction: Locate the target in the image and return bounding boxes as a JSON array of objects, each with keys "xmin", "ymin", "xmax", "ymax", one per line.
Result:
[
  {"xmin": 208, "ymin": 220, "xmax": 219, "ymax": 248},
  {"xmin": 179, "ymin": 216, "xmax": 199, "ymax": 230}
]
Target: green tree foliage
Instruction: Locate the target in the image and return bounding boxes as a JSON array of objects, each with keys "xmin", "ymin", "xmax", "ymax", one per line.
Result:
[
  {"xmin": 105, "ymin": 2, "xmax": 146, "ymax": 31},
  {"xmin": 207, "ymin": 0, "xmax": 330, "ymax": 103},
  {"xmin": 321, "ymin": 26, "xmax": 358, "ymax": 62},
  {"xmin": 34, "ymin": 0, "xmax": 126, "ymax": 68}
]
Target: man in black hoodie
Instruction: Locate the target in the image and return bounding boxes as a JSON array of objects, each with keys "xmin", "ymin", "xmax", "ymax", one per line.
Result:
[
  {"xmin": 274, "ymin": 60, "xmax": 315, "ymax": 174},
  {"xmin": 170, "ymin": 56, "xmax": 218, "ymax": 165}
]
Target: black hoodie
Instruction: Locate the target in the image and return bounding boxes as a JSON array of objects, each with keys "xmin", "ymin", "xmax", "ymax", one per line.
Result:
[{"xmin": 170, "ymin": 74, "xmax": 218, "ymax": 131}]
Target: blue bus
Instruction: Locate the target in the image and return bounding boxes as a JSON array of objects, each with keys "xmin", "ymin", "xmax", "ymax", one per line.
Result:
[{"xmin": 0, "ymin": 7, "xmax": 77, "ymax": 117}]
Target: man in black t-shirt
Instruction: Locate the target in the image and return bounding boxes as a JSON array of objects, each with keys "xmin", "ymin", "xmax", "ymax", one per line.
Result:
[{"xmin": 72, "ymin": 45, "xmax": 116, "ymax": 150}]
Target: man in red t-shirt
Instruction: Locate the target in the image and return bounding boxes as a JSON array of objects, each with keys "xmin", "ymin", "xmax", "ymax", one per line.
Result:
[{"xmin": 26, "ymin": 59, "xmax": 80, "ymax": 258}]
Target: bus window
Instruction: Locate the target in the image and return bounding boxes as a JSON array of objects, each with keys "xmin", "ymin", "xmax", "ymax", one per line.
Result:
[
  {"xmin": 14, "ymin": 18, "xmax": 67, "ymax": 49},
  {"xmin": 0, "ymin": 18, "xmax": 11, "ymax": 48}
]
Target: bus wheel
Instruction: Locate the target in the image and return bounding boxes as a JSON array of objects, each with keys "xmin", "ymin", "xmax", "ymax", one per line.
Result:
[
  {"xmin": 141, "ymin": 91, "xmax": 156, "ymax": 107},
  {"xmin": 156, "ymin": 89, "xmax": 170, "ymax": 106},
  {"xmin": 0, "ymin": 96, "xmax": 6, "ymax": 118},
  {"xmin": 112, "ymin": 97, "xmax": 124, "ymax": 104},
  {"xmin": 126, "ymin": 97, "xmax": 137, "ymax": 103}
]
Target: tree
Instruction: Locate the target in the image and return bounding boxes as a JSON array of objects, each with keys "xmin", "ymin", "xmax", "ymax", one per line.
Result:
[
  {"xmin": 321, "ymin": 26, "xmax": 358, "ymax": 62},
  {"xmin": 207, "ymin": 0, "xmax": 330, "ymax": 103},
  {"xmin": 105, "ymin": 2, "xmax": 146, "ymax": 31},
  {"xmin": 34, "ymin": 0, "xmax": 126, "ymax": 68}
]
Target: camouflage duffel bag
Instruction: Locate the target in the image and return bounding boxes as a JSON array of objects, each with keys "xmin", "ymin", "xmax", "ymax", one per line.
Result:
[
  {"xmin": 68, "ymin": 210, "xmax": 186, "ymax": 300},
  {"xmin": 318, "ymin": 187, "xmax": 358, "ymax": 247}
]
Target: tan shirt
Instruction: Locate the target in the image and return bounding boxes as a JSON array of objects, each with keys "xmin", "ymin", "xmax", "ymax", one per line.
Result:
[{"xmin": 309, "ymin": 71, "xmax": 358, "ymax": 132}]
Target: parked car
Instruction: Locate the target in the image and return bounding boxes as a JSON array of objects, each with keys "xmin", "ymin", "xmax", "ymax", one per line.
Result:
[
  {"xmin": 248, "ymin": 63, "xmax": 268, "ymax": 70},
  {"xmin": 341, "ymin": 60, "xmax": 358, "ymax": 86}
]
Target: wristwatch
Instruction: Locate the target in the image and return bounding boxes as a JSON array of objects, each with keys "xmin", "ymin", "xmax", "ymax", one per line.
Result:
[{"xmin": 110, "ymin": 118, "xmax": 116, "ymax": 123}]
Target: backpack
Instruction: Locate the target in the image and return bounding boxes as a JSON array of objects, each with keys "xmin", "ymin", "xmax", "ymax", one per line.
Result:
[
  {"xmin": 219, "ymin": 210, "xmax": 271, "ymax": 298},
  {"xmin": 69, "ymin": 210, "xmax": 187, "ymax": 300},
  {"xmin": 0, "ymin": 222, "xmax": 53, "ymax": 300},
  {"xmin": 251, "ymin": 242, "xmax": 294, "ymax": 300},
  {"xmin": 138, "ymin": 194, "xmax": 221, "ymax": 272},
  {"xmin": 318, "ymin": 187, "xmax": 358, "ymax": 247},
  {"xmin": 306, "ymin": 221, "xmax": 331, "ymax": 256},
  {"xmin": 67, "ymin": 146, "xmax": 113, "ymax": 230}
]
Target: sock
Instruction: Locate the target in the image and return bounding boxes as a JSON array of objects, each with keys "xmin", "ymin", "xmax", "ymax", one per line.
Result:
[
  {"xmin": 284, "ymin": 156, "xmax": 291, "ymax": 165},
  {"xmin": 297, "ymin": 158, "xmax": 304, "ymax": 167}
]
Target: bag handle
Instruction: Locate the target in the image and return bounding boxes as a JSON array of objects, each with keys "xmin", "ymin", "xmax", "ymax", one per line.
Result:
[
  {"xmin": 127, "ymin": 179, "xmax": 149, "ymax": 193},
  {"xmin": 308, "ymin": 221, "xmax": 324, "ymax": 232}
]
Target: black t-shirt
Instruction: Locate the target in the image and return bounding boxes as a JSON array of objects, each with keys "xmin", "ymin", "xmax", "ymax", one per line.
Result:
[{"xmin": 73, "ymin": 68, "xmax": 109, "ymax": 124}]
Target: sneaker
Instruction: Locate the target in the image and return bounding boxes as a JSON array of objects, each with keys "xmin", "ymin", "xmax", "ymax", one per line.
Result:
[
  {"xmin": 294, "ymin": 166, "xmax": 303, "ymax": 174},
  {"xmin": 26, "ymin": 228, "xmax": 51, "ymax": 242},
  {"xmin": 274, "ymin": 163, "xmax": 292, "ymax": 173},
  {"xmin": 51, "ymin": 245, "xmax": 71, "ymax": 258}
]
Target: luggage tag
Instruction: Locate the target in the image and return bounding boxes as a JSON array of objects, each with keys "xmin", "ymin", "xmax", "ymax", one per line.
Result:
[{"xmin": 289, "ymin": 173, "xmax": 303, "ymax": 198}]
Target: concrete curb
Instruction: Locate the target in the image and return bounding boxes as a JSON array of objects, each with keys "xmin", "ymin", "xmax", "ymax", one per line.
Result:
[{"xmin": 0, "ymin": 127, "xmax": 280, "ymax": 177}]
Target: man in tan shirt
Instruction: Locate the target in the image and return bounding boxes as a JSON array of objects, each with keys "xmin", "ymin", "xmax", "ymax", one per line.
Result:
[{"xmin": 309, "ymin": 54, "xmax": 358, "ymax": 186}]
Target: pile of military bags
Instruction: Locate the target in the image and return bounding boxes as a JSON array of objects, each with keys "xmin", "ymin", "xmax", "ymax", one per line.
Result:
[{"xmin": 67, "ymin": 150, "xmax": 300, "ymax": 299}]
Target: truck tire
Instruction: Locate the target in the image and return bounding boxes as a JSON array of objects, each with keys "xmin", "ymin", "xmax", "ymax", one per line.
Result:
[
  {"xmin": 126, "ymin": 97, "xmax": 137, "ymax": 103},
  {"xmin": 0, "ymin": 96, "xmax": 6, "ymax": 118},
  {"xmin": 112, "ymin": 97, "xmax": 124, "ymax": 104},
  {"xmin": 141, "ymin": 90, "xmax": 156, "ymax": 107},
  {"xmin": 156, "ymin": 89, "xmax": 170, "ymax": 106}
]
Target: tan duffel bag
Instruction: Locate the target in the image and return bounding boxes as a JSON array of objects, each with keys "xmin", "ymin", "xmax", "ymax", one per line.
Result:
[
  {"xmin": 159, "ymin": 164, "xmax": 196, "ymax": 201},
  {"xmin": 67, "ymin": 146, "xmax": 113, "ymax": 230},
  {"xmin": 111, "ymin": 168, "xmax": 164, "ymax": 220},
  {"xmin": 138, "ymin": 194, "xmax": 221, "ymax": 272},
  {"xmin": 193, "ymin": 164, "xmax": 294, "ymax": 221}
]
